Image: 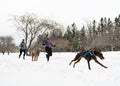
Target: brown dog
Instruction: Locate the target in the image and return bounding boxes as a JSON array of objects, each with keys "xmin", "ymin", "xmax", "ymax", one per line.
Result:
[
  {"xmin": 31, "ymin": 48, "xmax": 42, "ymax": 61},
  {"xmin": 69, "ymin": 50, "xmax": 107, "ymax": 70}
]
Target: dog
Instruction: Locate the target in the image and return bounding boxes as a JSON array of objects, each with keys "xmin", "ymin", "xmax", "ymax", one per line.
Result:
[
  {"xmin": 69, "ymin": 50, "xmax": 108, "ymax": 70},
  {"xmin": 31, "ymin": 48, "xmax": 42, "ymax": 61}
]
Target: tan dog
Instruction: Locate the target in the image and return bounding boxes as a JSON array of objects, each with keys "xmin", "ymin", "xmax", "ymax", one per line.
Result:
[{"xmin": 31, "ymin": 48, "xmax": 42, "ymax": 61}]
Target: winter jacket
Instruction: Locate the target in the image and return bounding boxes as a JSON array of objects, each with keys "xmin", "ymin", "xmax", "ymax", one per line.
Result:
[
  {"xmin": 43, "ymin": 38, "xmax": 53, "ymax": 48},
  {"xmin": 19, "ymin": 42, "xmax": 27, "ymax": 50}
]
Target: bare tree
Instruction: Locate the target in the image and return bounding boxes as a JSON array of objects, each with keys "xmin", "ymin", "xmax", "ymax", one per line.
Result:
[
  {"xmin": 13, "ymin": 13, "xmax": 41, "ymax": 51},
  {"xmin": 0, "ymin": 37, "xmax": 6, "ymax": 55},
  {"xmin": 5, "ymin": 36, "xmax": 17, "ymax": 55},
  {"xmin": 12, "ymin": 13, "xmax": 64, "ymax": 54},
  {"xmin": 0, "ymin": 36, "xmax": 17, "ymax": 55}
]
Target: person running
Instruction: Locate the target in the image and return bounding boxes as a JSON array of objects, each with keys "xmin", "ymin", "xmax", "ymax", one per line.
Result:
[
  {"xmin": 43, "ymin": 34, "xmax": 55, "ymax": 61},
  {"xmin": 19, "ymin": 39, "xmax": 27, "ymax": 59}
]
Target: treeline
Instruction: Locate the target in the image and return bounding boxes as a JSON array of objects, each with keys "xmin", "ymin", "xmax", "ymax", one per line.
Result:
[
  {"xmin": 0, "ymin": 36, "xmax": 18, "ymax": 55},
  {"xmin": 35, "ymin": 15, "xmax": 120, "ymax": 52},
  {"xmin": 5, "ymin": 13, "xmax": 120, "ymax": 53}
]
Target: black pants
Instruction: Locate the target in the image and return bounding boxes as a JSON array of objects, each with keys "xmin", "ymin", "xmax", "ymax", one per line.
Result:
[
  {"xmin": 45, "ymin": 47, "xmax": 52, "ymax": 61},
  {"xmin": 19, "ymin": 49, "xmax": 26, "ymax": 59}
]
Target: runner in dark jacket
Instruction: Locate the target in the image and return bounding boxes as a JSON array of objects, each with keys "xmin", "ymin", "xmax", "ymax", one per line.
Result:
[
  {"xmin": 43, "ymin": 34, "xmax": 55, "ymax": 61},
  {"xmin": 19, "ymin": 39, "xmax": 27, "ymax": 59}
]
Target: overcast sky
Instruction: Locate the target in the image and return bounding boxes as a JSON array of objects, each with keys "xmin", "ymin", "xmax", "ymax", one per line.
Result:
[{"xmin": 0, "ymin": 0, "xmax": 120, "ymax": 44}]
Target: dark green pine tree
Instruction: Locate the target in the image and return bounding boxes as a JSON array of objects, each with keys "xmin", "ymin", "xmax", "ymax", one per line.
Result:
[{"xmin": 64, "ymin": 25, "xmax": 72, "ymax": 41}]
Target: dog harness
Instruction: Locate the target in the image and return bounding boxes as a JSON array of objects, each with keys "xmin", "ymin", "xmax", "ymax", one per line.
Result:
[{"xmin": 82, "ymin": 50, "xmax": 94, "ymax": 58}]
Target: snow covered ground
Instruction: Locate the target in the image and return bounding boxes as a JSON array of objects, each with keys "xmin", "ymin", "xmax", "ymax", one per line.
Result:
[{"xmin": 0, "ymin": 51, "xmax": 120, "ymax": 86}]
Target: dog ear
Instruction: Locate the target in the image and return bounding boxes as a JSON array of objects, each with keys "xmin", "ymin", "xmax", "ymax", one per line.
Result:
[
  {"xmin": 39, "ymin": 48, "xmax": 42, "ymax": 51},
  {"xmin": 98, "ymin": 48, "xmax": 101, "ymax": 52}
]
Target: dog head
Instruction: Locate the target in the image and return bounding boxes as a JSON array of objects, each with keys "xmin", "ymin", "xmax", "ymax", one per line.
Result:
[{"xmin": 37, "ymin": 48, "xmax": 42, "ymax": 52}]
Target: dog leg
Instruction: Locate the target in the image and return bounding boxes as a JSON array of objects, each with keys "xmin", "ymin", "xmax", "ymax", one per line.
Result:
[
  {"xmin": 70, "ymin": 53, "xmax": 82, "ymax": 65},
  {"xmin": 35, "ymin": 58, "xmax": 37, "ymax": 61},
  {"xmin": 35, "ymin": 57, "xmax": 38, "ymax": 61},
  {"xmin": 87, "ymin": 60, "xmax": 91, "ymax": 70},
  {"xmin": 69, "ymin": 60, "xmax": 75, "ymax": 65},
  {"xmin": 37, "ymin": 56, "xmax": 39, "ymax": 60},
  {"xmin": 94, "ymin": 59, "xmax": 108, "ymax": 68},
  {"xmin": 32, "ymin": 56, "xmax": 34, "ymax": 61},
  {"xmin": 73, "ymin": 56, "xmax": 82, "ymax": 68}
]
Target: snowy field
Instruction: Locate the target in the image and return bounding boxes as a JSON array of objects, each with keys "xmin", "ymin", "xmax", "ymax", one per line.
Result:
[{"xmin": 0, "ymin": 51, "xmax": 120, "ymax": 86}]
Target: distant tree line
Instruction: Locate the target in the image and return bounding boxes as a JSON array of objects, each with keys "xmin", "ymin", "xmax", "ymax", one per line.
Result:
[
  {"xmin": 11, "ymin": 13, "xmax": 120, "ymax": 53},
  {"xmin": 0, "ymin": 36, "xmax": 18, "ymax": 55},
  {"xmin": 36, "ymin": 15, "xmax": 120, "ymax": 52}
]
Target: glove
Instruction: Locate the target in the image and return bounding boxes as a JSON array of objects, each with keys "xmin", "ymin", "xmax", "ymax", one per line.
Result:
[{"xmin": 42, "ymin": 43, "xmax": 45, "ymax": 45}]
